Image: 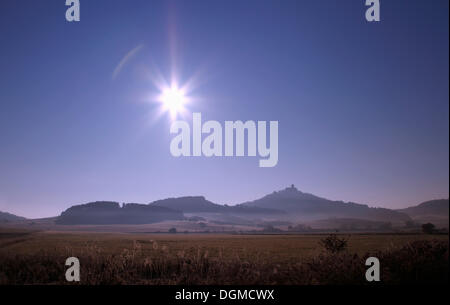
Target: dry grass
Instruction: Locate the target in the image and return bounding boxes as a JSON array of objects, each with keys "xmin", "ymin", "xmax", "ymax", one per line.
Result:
[{"xmin": 0, "ymin": 231, "xmax": 448, "ymax": 284}]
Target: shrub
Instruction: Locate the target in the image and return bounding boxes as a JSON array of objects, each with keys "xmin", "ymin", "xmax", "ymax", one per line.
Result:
[
  {"xmin": 422, "ymin": 223, "xmax": 435, "ymax": 234},
  {"xmin": 319, "ymin": 234, "xmax": 348, "ymax": 254}
]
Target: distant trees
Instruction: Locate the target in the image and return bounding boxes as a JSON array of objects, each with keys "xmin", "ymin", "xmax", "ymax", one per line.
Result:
[
  {"xmin": 168, "ymin": 227, "xmax": 177, "ymax": 233},
  {"xmin": 186, "ymin": 216, "xmax": 206, "ymax": 222},
  {"xmin": 287, "ymin": 224, "xmax": 312, "ymax": 232},
  {"xmin": 262, "ymin": 225, "xmax": 282, "ymax": 233},
  {"xmin": 378, "ymin": 222, "xmax": 392, "ymax": 231},
  {"xmin": 421, "ymin": 223, "xmax": 436, "ymax": 234},
  {"xmin": 405, "ymin": 220, "xmax": 417, "ymax": 228}
]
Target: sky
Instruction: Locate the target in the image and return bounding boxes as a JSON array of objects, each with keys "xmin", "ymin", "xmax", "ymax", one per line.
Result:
[{"xmin": 0, "ymin": 0, "xmax": 448, "ymax": 218}]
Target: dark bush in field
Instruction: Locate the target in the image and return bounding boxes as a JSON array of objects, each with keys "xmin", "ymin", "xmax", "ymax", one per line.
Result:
[
  {"xmin": 319, "ymin": 234, "xmax": 349, "ymax": 254},
  {"xmin": 0, "ymin": 239, "xmax": 447, "ymax": 285},
  {"xmin": 422, "ymin": 223, "xmax": 436, "ymax": 234}
]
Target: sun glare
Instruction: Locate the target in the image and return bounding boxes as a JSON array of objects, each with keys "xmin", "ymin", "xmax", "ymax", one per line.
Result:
[{"xmin": 159, "ymin": 85, "xmax": 187, "ymax": 119}]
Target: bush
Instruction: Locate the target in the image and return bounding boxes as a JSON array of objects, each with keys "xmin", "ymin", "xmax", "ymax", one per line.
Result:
[
  {"xmin": 319, "ymin": 234, "xmax": 348, "ymax": 254},
  {"xmin": 422, "ymin": 223, "xmax": 435, "ymax": 234},
  {"xmin": 168, "ymin": 228, "xmax": 177, "ymax": 233}
]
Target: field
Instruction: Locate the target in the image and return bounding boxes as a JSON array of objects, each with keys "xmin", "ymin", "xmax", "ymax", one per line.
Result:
[{"xmin": 0, "ymin": 229, "xmax": 448, "ymax": 284}]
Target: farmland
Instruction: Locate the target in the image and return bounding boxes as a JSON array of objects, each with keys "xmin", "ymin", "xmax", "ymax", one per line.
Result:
[{"xmin": 0, "ymin": 229, "xmax": 448, "ymax": 284}]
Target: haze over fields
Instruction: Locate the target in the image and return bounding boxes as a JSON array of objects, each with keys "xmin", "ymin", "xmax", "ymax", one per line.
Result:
[{"xmin": 1, "ymin": 186, "xmax": 448, "ymax": 231}]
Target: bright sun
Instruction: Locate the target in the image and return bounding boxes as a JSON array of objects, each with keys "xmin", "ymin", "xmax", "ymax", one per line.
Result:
[{"xmin": 159, "ymin": 85, "xmax": 187, "ymax": 119}]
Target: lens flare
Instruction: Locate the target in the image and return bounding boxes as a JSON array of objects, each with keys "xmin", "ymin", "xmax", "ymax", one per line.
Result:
[{"xmin": 159, "ymin": 85, "xmax": 186, "ymax": 119}]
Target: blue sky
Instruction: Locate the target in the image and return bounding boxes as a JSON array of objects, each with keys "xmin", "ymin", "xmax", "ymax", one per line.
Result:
[{"xmin": 0, "ymin": 0, "xmax": 448, "ymax": 218}]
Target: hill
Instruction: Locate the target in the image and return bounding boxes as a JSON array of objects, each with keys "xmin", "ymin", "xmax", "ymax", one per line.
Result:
[
  {"xmin": 150, "ymin": 196, "xmax": 285, "ymax": 215},
  {"xmin": 397, "ymin": 199, "xmax": 449, "ymax": 227},
  {"xmin": 55, "ymin": 201, "xmax": 184, "ymax": 225},
  {"xmin": 239, "ymin": 185, "xmax": 411, "ymax": 223},
  {"xmin": 150, "ymin": 196, "xmax": 222, "ymax": 213},
  {"xmin": 6, "ymin": 187, "xmax": 446, "ymax": 230},
  {"xmin": 0, "ymin": 211, "xmax": 26, "ymax": 223}
]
